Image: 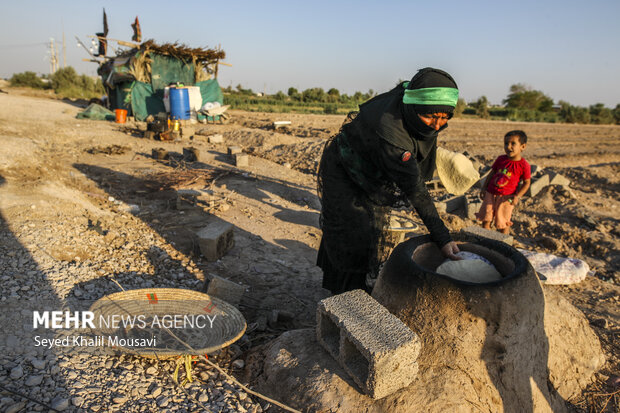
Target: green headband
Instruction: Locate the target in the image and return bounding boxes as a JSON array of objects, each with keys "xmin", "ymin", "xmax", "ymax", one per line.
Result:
[{"xmin": 402, "ymin": 83, "xmax": 459, "ymax": 107}]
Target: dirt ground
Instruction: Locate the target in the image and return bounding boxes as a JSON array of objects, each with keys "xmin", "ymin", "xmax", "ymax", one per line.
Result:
[{"xmin": 0, "ymin": 85, "xmax": 618, "ymax": 412}]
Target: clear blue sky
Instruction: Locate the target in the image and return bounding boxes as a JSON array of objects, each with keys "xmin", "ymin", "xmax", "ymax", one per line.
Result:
[{"xmin": 1, "ymin": 0, "xmax": 619, "ymax": 107}]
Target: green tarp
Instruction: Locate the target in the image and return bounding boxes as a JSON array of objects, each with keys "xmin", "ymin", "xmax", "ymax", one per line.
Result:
[
  {"xmin": 101, "ymin": 51, "xmax": 224, "ymax": 121},
  {"xmin": 130, "ymin": 79, "xmax": 224, "ymax": 121},
  {"xmin": 76, "ymin": 103, "xmax": 115, "ymax": 121},
  {"xmin": 151, "ymin": 54, "xmax": 195, "ymax": 92},
  {"xmin": 131, "ymin": 82, "xmax": 166, "ymax": 121}
]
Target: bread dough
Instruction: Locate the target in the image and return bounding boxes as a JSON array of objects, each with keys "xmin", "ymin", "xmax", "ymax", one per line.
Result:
[{"xmin": 436, "ymin": 256, "xmax": 502, "ymax": 283}]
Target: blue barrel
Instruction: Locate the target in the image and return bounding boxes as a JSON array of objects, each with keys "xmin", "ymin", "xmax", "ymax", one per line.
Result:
[{"xmin": 169, "ymin": 87, "xmax": 190, "ymax": 120}]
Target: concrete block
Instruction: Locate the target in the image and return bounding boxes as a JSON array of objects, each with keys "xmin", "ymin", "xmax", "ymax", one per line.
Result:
[
  {"xmin": 426, "ymin": 176, "xmax": 442, "ymax": 191},
  {"xmin": 461, "ymin": 225, "xmax": 513, "ymax": 245},
  {"xmin": 317, "ymin": 289, "xmax": 421, "ymax": 400},
  {"xmin": 547, "ymin": 171, "xmax": 570, "ymax": 187},
  {"xmin": 183, "ymin": 147, "xmax": 199, "ymax": 162},
  {"xmin": 205, "ymin": 274, "xmax": 245, "ymax": 306},
  {"xmin": 227, "ymin": 146, "xmax": 242, "ymax": 156},
  {"xmin": 526, "ymin": 174, "xmax": 549, "ymax": 197},
  {"xmin": 196, "ymin": 220, "xmax": 234, "ymax": 261},
  {"xmin": 438, "ymin": 195, "xmax": 466, "ymax": 213},
  {"xmin": 234, "ymin": 153, "xmax": 249, "ymax": 167},
  {"xmin": 208, "ymin": 134, "xmax": 224, "ymax": 144},
  {"xmin": 466, "ymin": 197, "xmax": 483, "ymax": 220}
]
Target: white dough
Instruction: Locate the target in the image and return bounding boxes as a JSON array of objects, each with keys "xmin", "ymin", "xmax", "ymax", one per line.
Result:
[{"xmin": 436, "ymin": 257, "xmax": 502, "ymax": 283}]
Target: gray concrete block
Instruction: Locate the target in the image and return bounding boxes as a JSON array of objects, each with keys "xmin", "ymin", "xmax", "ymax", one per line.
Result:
[
  {"xmin": 208, "ymin": 134, "xmax": 224, "ymax": 144},
  {"xmin": 317, "ymin": 289, "xmax": 421, "ymax": 400},
  {"xmin": 461, "ymin": 225, "xmax": 514, "ymax": 245},
  {"xmin": 526, "ymin": 174, "xmax": 550, "ymax": 197},
  {"xmin": 466, "ymin": 197, "xmax": 483, "ymax": 220},
  {"xmin": 183, "ymin": 147, "xmax": 199, "ymax": 162},
  {"xmin": 547, "ymin": 171, "xmax": 570, "ymax": 187},
  {"xmin": 196, "ymin": 220, "xmax": 234, "ymax": 261},
  {"xmin": 205, "ymin": 274, "xmax": 245, "ymax": 306},
  {"xmin": 440, "ymin": 195, "xmax": 466, "ymax": 213},
  {"xmin": 426, "ymin": 176, "xmax": 442, "ymax": 191},
  {"xmin": 227, "ymin": 146, "xmax": 242, "ymax": 155},
  {"xmin": 234, "ymin": 153, "xmax": 249, "ymax": 167}
]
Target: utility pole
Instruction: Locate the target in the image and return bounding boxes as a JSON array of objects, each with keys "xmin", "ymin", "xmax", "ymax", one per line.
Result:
[
  {"xmin": 62, "ymin": 30, "xmax": 66, "ymax": 68},
  {"xmin": 49, "ymin": 38, "xmax": 57, "ymax": 74}
]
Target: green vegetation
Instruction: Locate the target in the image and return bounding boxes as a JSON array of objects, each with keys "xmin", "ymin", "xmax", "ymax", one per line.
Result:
[
  {"xmin": 9, "ymin": 71, "xmax": 48, "ymax": 89},
  {"xmin": 9, "ymin": 67, "xmax": 104, "ymax": 100},
  {"xmin": 222, "ymin": 84, "xmax": 374, "ymax": 115},
  {"xmin": 50, "ymin": 67, "xmax": 104, "ymax": 99},
  {"xmin": 8, "ymin": 71, "xmax": 620, "ymax": 124}
]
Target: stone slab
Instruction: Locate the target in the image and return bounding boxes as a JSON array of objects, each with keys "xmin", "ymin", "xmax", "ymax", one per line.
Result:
[{"xmin": 205, "ymin": 274, "xmax": 245, "ymax": 307}]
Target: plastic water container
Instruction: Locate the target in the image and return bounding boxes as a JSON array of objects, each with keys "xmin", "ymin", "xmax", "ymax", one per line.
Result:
[{"xmin": 169, "ymin": 87, "xmax": 190, "ymax": 120}]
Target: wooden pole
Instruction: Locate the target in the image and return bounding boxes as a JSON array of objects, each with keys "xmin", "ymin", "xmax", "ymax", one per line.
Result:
[{"xmin": 62, "ymin": 31, "xmax": 66, "ymax": 68}]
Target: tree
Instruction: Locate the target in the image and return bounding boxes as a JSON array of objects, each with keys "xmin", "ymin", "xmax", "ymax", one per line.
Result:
[
  {"xmin": 503, "ymin": 83, "xmax": 553, "ymax": 112},
  {"xmin": 302, "ymin": 87, "xmax": 325, "ymax": 102},
  {"xmin": 559, "ymin": 101, "xmax": 591, "ymax": 124},
  {"xmin": 589, "ymin": 103, "xmax": 614, "ymax": 124},
  {"xmin": 274, "ymin": 91, "xmax": 287, "ymax": 101},
  {"xmin": 475, "ymin": 96, "xmax": 490, "ymax": 119},
  {"xmin": 9, "ymin": 71, "xmax": 47, "ymax": 89},
  {"xmin": 454, "ymin": 98, "xmax": 466, "ymax": 117},
  {"xmin": 287, "ymin": 87, "xmax": 298, "ymax": 97},
  {"xmin": 327, "ymin": 88, "xmax": 340, "ymax": 103},
  {"xmin": 613, "ymin": 104, "xmax": 620, "ymax": 125}
]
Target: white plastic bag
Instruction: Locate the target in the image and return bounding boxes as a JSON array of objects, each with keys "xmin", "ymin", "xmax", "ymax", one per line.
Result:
[{"xmin": 517, "ymin": 248, "xmax": 589, "ymax": 285}]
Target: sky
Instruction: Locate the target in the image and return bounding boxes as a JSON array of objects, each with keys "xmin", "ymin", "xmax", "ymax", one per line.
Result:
[{"xmin": 1, "ymin": 0, "xmax": 619, "ymax": 107}]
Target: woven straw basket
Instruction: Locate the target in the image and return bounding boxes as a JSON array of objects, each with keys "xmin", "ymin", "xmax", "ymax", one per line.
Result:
[{"xmin": 89, "ymin": 288, "xmax": 246, "ymax": 357}]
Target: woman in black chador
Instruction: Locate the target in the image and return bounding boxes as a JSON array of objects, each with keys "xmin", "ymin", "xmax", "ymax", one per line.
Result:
[{"xmin": 317, "ymin": 67, "xmax": 461, "ymax": 294}]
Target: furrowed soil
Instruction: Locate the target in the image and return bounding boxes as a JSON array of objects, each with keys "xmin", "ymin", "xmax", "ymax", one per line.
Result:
[{"xmin": 0, "ymin": 85, "xmax": 618, "ymax": 412}]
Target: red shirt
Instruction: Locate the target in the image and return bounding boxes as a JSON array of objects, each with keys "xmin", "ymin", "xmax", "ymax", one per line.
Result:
[{"xmin": 486, "ymin": 155, "xmax": 531, "ymax": 195}]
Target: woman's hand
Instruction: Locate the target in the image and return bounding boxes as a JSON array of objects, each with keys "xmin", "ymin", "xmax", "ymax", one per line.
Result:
[{"xmin": 441, "ymin": 241, "xmax": 462, "ymax": 260}]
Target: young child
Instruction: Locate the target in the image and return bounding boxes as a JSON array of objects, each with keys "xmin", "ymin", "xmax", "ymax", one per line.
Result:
[{"xmin": 476, "ymin": 130, "xmax": 531, "ymax": 234}]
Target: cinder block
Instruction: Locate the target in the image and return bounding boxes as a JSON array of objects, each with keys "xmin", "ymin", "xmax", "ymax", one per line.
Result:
[
  {"xmin": 205, "ymin": 274, "xmax": 245, "ymax": 306},
  {"xmin": 208, "ymin": 134, "xmax": 224, "ymax": 144},
  {"xmin": 461, "ymin": 225, "xmax": 514, "ymax": 245},
  {"xmin": 234, "ymin": 153, "xmax": 249, "ymax": 167},
  {"xmin": 227, "ymin": 146, "xmax": 242, "ymax": 156},
  {"xmin": 466, "ymin": 197, "xmax": 483, "ymax": 220},
  {"xmin": 441, "ymin": 195, "xmax": 466, "ymax": 213},
  {"xmin": 547, "ymin": 171, "xmax": 570, "ymax": 187},
  {"xmin": 426, "ymin": 176, "xmax": 442, "ymax": 191},
  {"xmin": 526, "ymin": 174, "xmax": 549, "ymax": 197},
  {"xmin": 183, "ymin": 147, "xmax": 199, "ymax": 162},
  {"xmin": 317, "ymin": 289, "xmax": 421, "ymax": 400},
  {"xmin": 196, "ymin": 220, "xmax": 234, "ymax": 261}
]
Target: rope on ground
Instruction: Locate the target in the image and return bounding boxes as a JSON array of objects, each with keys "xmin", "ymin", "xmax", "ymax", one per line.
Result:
[
  {"xmin": 199, "ymin": 355, "xmax": 301, "ymax": 413},
  {"xmin": 105, "ymin": 278, "xmax": 301, "ymax": 412}
]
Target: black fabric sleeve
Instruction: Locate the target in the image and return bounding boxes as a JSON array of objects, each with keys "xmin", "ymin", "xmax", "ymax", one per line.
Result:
[{"xmin": 377, "ymin": 140, "xmax": 452, "ymax": 247}]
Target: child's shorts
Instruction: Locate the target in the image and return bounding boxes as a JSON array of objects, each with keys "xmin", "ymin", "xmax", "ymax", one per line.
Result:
[{"xmin": 476, "ymin": 192, "xmax": 515, "ymax": 229}]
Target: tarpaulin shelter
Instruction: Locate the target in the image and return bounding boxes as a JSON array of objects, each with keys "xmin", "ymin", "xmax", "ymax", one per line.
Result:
[{"xmin": 97, "ymin": 40, "xmax": 226, "ymax": 121}]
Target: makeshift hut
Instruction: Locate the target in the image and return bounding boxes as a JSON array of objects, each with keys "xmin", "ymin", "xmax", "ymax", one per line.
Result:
[{"xmin": 97, "ymin": 40, "xmax": 226, "ymax": 121}]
